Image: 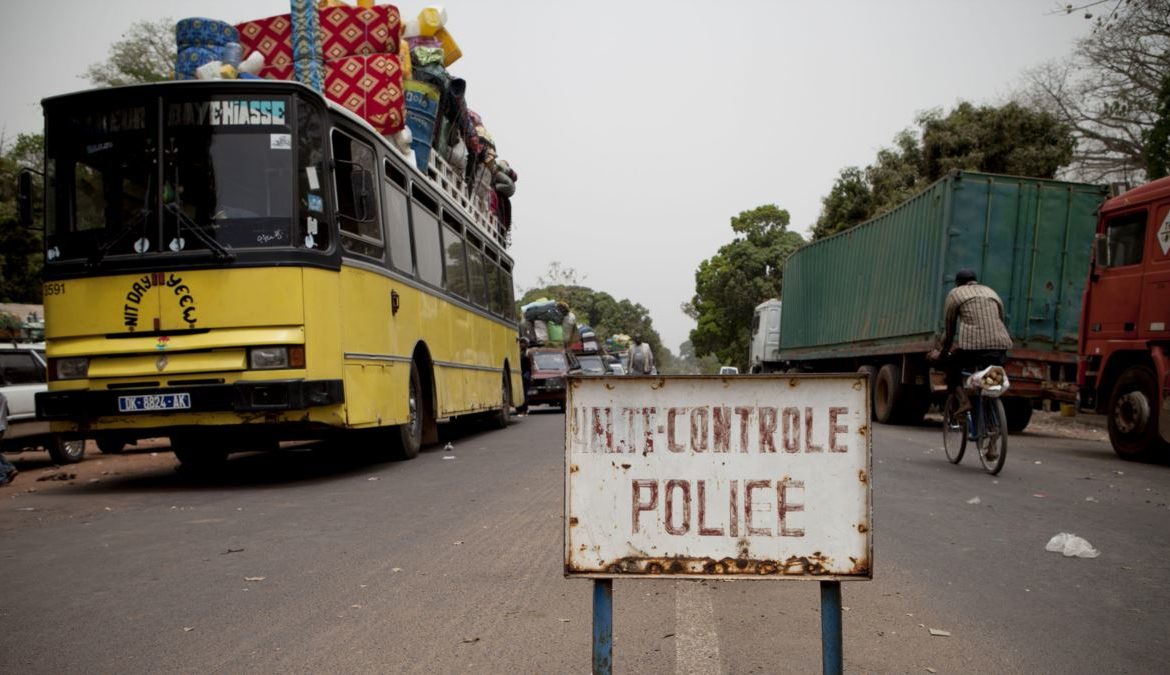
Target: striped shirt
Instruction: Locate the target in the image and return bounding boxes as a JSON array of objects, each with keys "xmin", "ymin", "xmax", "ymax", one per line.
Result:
[{"xmin": 943, "ymin": 283, "xmax": 1013, "ymax": 351}]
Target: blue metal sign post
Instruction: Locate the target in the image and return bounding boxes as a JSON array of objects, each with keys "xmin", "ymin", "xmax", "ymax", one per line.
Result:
[
  {"xmin": 592, "ymin": 579, "xmax": 613, "ymax": 675},
  {"xmin": 820, "ymin": 580, "xmax": 843, "ymax": 674}
]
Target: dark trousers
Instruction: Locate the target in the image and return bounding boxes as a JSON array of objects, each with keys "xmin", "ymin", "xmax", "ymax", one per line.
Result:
[{"xmin": 943, "ymin": 350, "xmax": 1007, "ymax": 390}]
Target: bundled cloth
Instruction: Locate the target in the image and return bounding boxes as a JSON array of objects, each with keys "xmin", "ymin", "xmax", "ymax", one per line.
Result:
[{"xmin": 234, "ymin": 3, "xmax": 405, "ymax": 134}]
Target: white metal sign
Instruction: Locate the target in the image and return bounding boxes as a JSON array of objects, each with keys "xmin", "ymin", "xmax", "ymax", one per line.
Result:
[{"xmin": 565, "ymin": 375, "xmax": 871, "ymax": 579}]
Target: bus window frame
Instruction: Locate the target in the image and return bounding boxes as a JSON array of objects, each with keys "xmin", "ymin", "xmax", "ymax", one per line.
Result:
[
  {"xmin": 441, "ymin": 209, "xmax": 469, "ymax": 299},
  {"xmin": 331, "ymin": 127, "xmax": 385, "ymax": 262},
  {"xmin": 382, "ymin": 156, "xmax": 414, "ymax": 276}
]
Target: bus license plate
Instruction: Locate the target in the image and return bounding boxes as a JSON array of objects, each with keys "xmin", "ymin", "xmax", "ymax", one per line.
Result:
[{"xmin": 118, "ymin": 393, "xmax": 192, "ymax": 413}]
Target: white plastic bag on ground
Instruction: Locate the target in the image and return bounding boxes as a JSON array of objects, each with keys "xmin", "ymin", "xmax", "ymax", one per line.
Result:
[{"xmin": 1045, "ymin": 532, "xmax": 1100, "ymax": 558}]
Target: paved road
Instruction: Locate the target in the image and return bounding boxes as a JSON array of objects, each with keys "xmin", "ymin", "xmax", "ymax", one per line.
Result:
[{"xmin": 1, "ymin": 409, "xmax": 1167, "ymax": 673}]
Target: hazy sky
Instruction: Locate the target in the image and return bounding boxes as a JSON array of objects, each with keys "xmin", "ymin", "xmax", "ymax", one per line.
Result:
[{"xmin": 0, "ymin": 1, "xmax": 1092, "ymax": 353}]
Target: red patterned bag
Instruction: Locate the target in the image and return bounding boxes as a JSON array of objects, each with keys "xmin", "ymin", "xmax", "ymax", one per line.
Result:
[
  {"xmin": 318, "ymin": 5, "xmax": 401, "ymax": 61},
  {"xmin": 236, "ymin": 14, "xmax": 294, "ymax": 70},
  {"xmin": 324, "ymin": 53, "xmax": 405, "ymax": 135}
]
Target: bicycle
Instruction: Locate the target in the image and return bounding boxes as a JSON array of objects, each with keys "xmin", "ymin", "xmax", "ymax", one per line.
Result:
[{"xmin": 942, "ymin": 365, "xmax": 1009, "ymax": 475}]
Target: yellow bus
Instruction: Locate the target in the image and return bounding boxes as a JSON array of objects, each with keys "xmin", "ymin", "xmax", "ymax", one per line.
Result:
[{"xmin": 34, "ymin": 80, "xmax": 523, "ymax": 468}]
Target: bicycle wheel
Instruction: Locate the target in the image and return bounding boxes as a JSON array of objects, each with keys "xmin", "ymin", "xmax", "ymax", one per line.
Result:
[
  {"xmin": 976, "ymin": 397, "xmax": 1008, "ymax": 475},
  {"xmin": 942, "ymin": 392, "xmax": 966, "ymax": 464}
]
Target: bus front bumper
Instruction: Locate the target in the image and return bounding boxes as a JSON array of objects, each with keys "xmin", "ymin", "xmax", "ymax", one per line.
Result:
[{"xmin": 36, "ymin": 379, "xmax": 345, "ymax": 420}]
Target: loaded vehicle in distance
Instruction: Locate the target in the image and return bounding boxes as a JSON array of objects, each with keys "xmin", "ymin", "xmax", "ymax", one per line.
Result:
[
  {"xmin": 523, "ymin": 347, "xmax": 577, "ymax": 410},
  {"xmin": 1077, "ymin": 176, "xmax": 1170, "ymax": 459},
  {"xmin": 773, "ymin": 170, "xmax": 1109, "ymax": 431}
]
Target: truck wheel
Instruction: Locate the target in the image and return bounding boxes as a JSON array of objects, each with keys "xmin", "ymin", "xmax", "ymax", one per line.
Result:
[
  {"xmin": 48, "ymin": 437, "xmax": 86, "ymax": 464},
  {"xmin": 899, "ymin": 385, "xmax": 931, "ymax": 425},
  {"xmin": 857, "ymin": 366, "xmax": 878, "ymax": 412},
  {"xmin": 874, "ymin": 364, "xmax": 902, "ymax": 424},
  {"xmin": 1107, "ymin": 366, "xmax": 1168, "ymax": 460},
  {"xmin": 1002, "ymin": 398, "xmax": 1033, "ymax": 434}
]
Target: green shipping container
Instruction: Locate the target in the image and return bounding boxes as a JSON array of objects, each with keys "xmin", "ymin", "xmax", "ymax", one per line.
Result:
[{"xmin": 779, "ymin": 171, "xmax": 1109, "ymax": 359}]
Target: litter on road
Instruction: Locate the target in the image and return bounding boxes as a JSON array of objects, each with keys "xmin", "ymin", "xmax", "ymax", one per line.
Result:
[
  {"xmin": 929, "ymin": 628, "xmax": 952, "ymax": 637},
  {"xmin": 966, "ymin": 496, "xmax": 981, "ymax": 504},
  {"xmin": 1045, "ymin": 533, "xmax": 1100, "ymax": 558}
]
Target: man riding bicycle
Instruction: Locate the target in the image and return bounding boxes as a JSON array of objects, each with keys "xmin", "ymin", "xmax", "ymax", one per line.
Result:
[{"xmin": 933, "ymin": 268, "xmax": 1013, "ymax": 414}]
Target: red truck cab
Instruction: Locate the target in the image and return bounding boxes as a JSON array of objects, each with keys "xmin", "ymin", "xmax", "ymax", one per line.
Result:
[{"xmin": 1079, "ymin": 177, "xmax": 1170, "ymax": 459}]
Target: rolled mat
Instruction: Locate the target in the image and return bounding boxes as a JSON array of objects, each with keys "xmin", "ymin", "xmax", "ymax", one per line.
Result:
[
  {"xmin": 175, "ymin": 46, "xmax": 225, "ymax": 79},
  {"xmin": 290, "ymin": 0, "xmax": 324, "ymax": 91},
  {"xmin": 236, "ymin": 14, "xmax": 294, "ymax": 70},
  {"xmin": 405, "ymin": 80, "xmax": 440, "ymax": 170},
  {"xmin": 318, "ymin": 5, "xmax": 401, "ymax": 60},
  {"xmin": 176, "ymin": 18, "xmax": 239, "ymax": 49},
  {"xmin": 324, "ymin": 53, "xmax": 405, "ymax": 135}
]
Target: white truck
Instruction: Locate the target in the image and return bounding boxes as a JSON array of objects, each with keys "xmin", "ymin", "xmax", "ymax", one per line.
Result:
[{"xmin": 748, "ymin": 299, "xmax": 783, "ymax": 373}]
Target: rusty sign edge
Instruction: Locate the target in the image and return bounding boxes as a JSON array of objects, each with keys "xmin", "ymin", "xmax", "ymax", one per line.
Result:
[{"xmin": 563, "ymin": 374, "xmax": 873, "ymax": 580}]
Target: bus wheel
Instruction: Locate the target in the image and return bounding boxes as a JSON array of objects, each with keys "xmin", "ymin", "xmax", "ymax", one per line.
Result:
[
  {"xmin": 395, "ymin": 362, "xmax": 423, "ymax": 460},
  {"xmin": 48, "ymin": 437, "xmax": 86, "ymax": 464},
  {"xmin": 97, "ymin": 436, "xmax": 130, "ymax": 454},
  {"xmin": 492, "ymin": 372, "xmax": 511, "ymax": 429},
  {"xmin": 1107, "ymin": 366, "xmax": 1168, "ymax": 460}
]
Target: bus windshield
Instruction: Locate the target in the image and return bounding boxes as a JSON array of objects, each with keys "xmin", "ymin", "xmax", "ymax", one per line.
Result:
[{"xmin": 45, "ymin": 91, "xmax": 328, "ymax": 265}]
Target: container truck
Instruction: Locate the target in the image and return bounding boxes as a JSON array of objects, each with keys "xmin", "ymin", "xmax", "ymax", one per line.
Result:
[
  {"xmin": 1077, "ymin": 176, "xmax": 1170, "ymax": 459},
  {"xmin": 775, "ymin": 170, "xmax": 1109, "ymax": 431},
  {"xmin": 749, "ymin": 299, "xmax": 782, "ymax": 373}
]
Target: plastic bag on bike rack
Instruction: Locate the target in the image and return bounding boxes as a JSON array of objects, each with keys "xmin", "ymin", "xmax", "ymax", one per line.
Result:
[{"xmin": 966, "ymin": 365, "xmax": 1010, "ymax": 398}]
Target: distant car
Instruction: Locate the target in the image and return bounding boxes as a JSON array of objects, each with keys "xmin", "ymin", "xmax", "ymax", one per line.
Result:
[
  {"xmin": 575, "ymin": 353, "xmax": 609, "ymax": 375},
  {"xmin": 719, "ymin": 366, "xmax": 739, "ymax": 375},
  {"xmin": 524, "ymin": 348, "xmax": 576, "ymax": 410},
  {"xmin": 1, "ymin": 342, "xmax": 85, "ymax": 463}
]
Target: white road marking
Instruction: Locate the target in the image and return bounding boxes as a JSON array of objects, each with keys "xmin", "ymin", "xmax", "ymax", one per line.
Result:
[{"xmin": 675, "ymin": 581, "xmax": 721, "ymax": 674}]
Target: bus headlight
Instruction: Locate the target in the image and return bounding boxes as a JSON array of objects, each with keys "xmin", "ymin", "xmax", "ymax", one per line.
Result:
[
  {"xmin": 51, "ymin": 357, "xmax": 89, "ymax": 380},
  {"xmin": 248, "ymin": 346, "xmax": 305, "ymax": 370}
]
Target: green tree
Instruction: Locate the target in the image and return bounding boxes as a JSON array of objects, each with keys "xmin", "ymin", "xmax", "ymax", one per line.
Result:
[
  {"xmin": 0, "ymin": 133, "xmax": 45, "ymax": 303},
  {"xmin": 687, "ymin": 205, "xmax": 804, "ymax": 370},
  {"xmin": 85, "ymin": 18, "xmax": 176, "ymax": 86},
  {"xmin": 813, "ymin": 102, "xmax": 1074, "ymax": 239},
  {"xmin": 920, "ymin": 102, "xmax": 1073, "ymax": 180},
  {"xmin": 1023, "ymin": 0, "xmax": 1170, "ymax": 181},
  {"xmin": 1144, "ymin": 74, "xmax": 1170, "ymax": 180}
]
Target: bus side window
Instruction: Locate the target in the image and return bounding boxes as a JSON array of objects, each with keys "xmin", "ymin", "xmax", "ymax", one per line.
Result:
[
  {"xmin": 331, "ymin": 130, "xmax": 383, "ymax": 259},
  {"xmin": 441, "ymin": 212, "xmax": 468, "ymax": 298},
  {"xmin": 1103, "ymin": 211, "xmax": 1146, "ymax": 267},
  {"xmin": 411, "ymin": 186, "xmax": 443, "ymax": 287},
  {"xmin": 466, "ymin": 234, "xmax": 488, "ymax": 308},
  {"xmin": 486, "ymin": 256, "xmax": 502, "ymax": 315},
  {"xmin": 498, "ymin": 263, "xmax": 515, "ymax": 316},
  {"xmin": 383, "ymin": 159, "xmax": 413, "ymax": 274}
]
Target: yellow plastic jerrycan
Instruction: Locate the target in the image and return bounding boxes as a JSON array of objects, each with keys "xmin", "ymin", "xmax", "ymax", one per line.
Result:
[
  {"xmin": 435, "ymin": 27, "xmax": 461, "ymax": 66},
  {"xmin": 417, "ymin": 6, "xmax": 446, "ymax": 37}
]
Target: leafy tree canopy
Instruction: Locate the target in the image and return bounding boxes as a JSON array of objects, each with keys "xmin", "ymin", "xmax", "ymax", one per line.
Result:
[
  {"xmin": 0, "ymin": 133, "xmax": 44, "ymax": 303},
  {"xmin": 85, "ymin": 18, "xmax": 176, "ymax": 86},
  {"xmin": 812, "ymin": 101, "xmax": 1073, "ymax": 239},
  {"xmin": 686, "ymin": 205, "xmax": 804, "ymax": 371}
]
